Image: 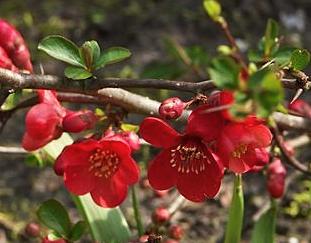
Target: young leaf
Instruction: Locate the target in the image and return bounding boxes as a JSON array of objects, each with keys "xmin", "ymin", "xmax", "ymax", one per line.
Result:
[
  {"xmin": 37, "ymin": 199, "xmax": 71, "ymax": 238},
  {"xmin": 203, "ymin": 0, "xmax": 222, "ymax": 20},
  {"xmin": 64, "ymin": 66, "xmax": 92, "ymax": 80},
  {"xmin": 38, "ymin": 35, "xmax": 85, "ymax": 68},
  {"xmin": 80, "ymin": 40, "xmax": 101, "ymax": 69},
  {"xmin": 273, "ymin": 47, "xmax": 296, "ymax": 67},
  {"xmin": 264, "ymin": 19, "xmax": 279, "ymax": 56},
  {"xmin": 121, "ymin": 123, "xmax": 139, "ymax": 133},
  {"xmin": 69, "ymin": 221, "xmax": 87, "ymax": 241},
  {"xmin": 94, "ymin": 47, "xmax": 131, "ymax": 69},
  {"xmin": 290, "ymin": 49, "xmax": 310, "ymax": 70},
  {"xmin": 251, "ymin": 203, "xmax": 277, "ymax": 243},
  {"xmin": 208, "ymin": 57, "xmax": 239, "ymax": 89}
]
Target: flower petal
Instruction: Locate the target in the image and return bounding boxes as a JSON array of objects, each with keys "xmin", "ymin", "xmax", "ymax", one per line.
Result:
[
  {"xmin": 186, "ymin": 105, "xmax": 224, "ymax": 141},
  {"xmin": 248, "ymin": 124, "xmax": 272, "ymax": 147},
  {"xmin": 147, "ymin": 149, "xmax": 178, "ymax": 190},
  {"xmin": 64, "ymin": 165, "xmax": 95, "ymax": 195},
  {"xmin": 115, "ymin": 157, "xmax": 140, "ymax": 185},
  {"xmin": 139, "ymin": 117, "xmax": 181, "ymax": 148},
  {"xmin": 91, "ymin": 177, "xmax": 128, "ymax": 208}
]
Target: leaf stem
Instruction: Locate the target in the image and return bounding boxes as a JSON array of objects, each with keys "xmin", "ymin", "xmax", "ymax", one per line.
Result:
[{"xmin": 131, "ymin": 185, "xmax": 144, "ymax": 236}]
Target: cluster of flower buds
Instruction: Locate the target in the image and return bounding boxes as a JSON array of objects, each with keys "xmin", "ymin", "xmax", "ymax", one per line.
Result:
[{"xmin": 267, "ymin": 158, "xmax": 287, "ymax": 198}]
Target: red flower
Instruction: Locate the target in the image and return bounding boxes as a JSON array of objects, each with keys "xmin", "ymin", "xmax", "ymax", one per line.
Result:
[
  {"xmin": 56, "ymin": 137, "xmax": 139, "ymax": 207},
  {"xmin": 139, "ymin": 113, "xmax": 224, "ymax": 202},
  {"xmin": 267, "ymin": 158, "xmax": 286, "ymax": 198},
  {"xmin": 104, "ymin": 129, "xmax": 141, "ymax": 152},
  {"xmin": 0, "ymin": 19, "xmax": 33, "ymax": 72},
  {"xmin": 206, "ymin": 90, "xmax": 234, "ymax": 120},
  {"xmin": 216, "ymin": 118, "xmax": 272, "ymax": 173},
  {"xmin": 41, "ymin": 237, "xmax": 67, "ymax": 243},
  {"xmin": 0, "ymin": 46, "xmax": 18, "ymax": 71},
  {"xmin": 22, "ymin": 91, "xmax": 66, "ymax": 151}
]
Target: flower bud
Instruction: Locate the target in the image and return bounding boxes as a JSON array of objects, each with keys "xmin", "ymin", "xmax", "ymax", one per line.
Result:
[
  {"xmin": 25, "ymin": 222, "xmax": 40, "ymax": 238},
  {"xmin": 288, "ymin": 99, "xmax": 311, "ymax": 118},
  {"xmin": 159, "ymin": 97, "xmax": 186, "ymax": 120},
  {"xmin": 41, "ymin": 236, "xmax": 67, "ymax": 243},
  {"xmin": 54, "ymin": 156, "xmax": 64, "ymax": 176},
  {"xmin": 267, "ymin": 158, "xmax": 286, "ymax": 198},
  {"xmin": 169, "ymin": 225, "xmax": 184, "ymax": 240},
  {"xmin": 62, "ymin": 110, "xmax": 97, "ymax": 133},
  {"xmin": 119, "ymin": 131, "xmax": 141, "ymax": 151},
  {"xmin": 152, "ymin": 207, "xmax": 170, "ymax": 224}
]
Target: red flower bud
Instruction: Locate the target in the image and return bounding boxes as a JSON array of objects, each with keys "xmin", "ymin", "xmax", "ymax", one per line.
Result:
[
  {"xmin": 159, "ymin": 97, "xmax": 186, "ymax": 120},
  {"xmin": 25, "ymin": 222, "xmax": 40, "ymax": 238},
  {"xmin": 54, "ymin": 155, "xmax": 65, "ymax": 176},
  {"xmin": 288, "ymin": 99, "xmax": 311, "ymax": 118},
  {"xmin": 169, "ymin": 225, "xmax": 184, "ymax": 240},
  {"xmin": 0, "ymin": 46, "xmax": 18, "ymax": 71},
  {"xmin": 152, "ymin": 207, "xmax": 170, "ymax": 224},
  {"xmin": 0, "ymin": 19, "xmax": 33, "ymax": 72},
  {"xmin": 267, "ymin": 158, "xmax": 286, "ymax": 198},
  {"xmin": 62, "ymin": 110, "xmax": 97, "ymax": 133},
  {"xmin": 41, "ymin": 236, "xmax": 67, "ymax": 243}
]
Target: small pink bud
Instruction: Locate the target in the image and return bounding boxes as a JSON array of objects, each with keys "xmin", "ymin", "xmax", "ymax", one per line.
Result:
[
  {"xmin": 267, "ymin": 158, "xmax": 286, "ymax": 198},
  {"xmin": 159, "ymin": 97, "xmax": 186, "ymax": 120},
  {"xmin": 169, "ymin": 225, "xmax": 184, "ymax": 240},
  {"xmin": 25, "ymin": 222, "xmax": 40, "ymax": 238},
  {"xmin": 62, "ymin": 110, "xmax": 97, "ymax": 133},
  {"xmin": 152, "ymin": 207, "xmax": 170, "ymax": 224},
  {"xmin": 120, "ymin": 131, "xmax": 141, "ymax": 151}
]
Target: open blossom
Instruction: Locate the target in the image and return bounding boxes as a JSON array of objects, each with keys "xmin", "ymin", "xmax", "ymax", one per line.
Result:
[
  {"xmin": 56, "ymin": 137, "xmax": 139, "ymax": 207},
  {"xmin": 216, "ymin": 117, "xmax": 272, "ymax": 173},
  {"xmin": 139, "ymin": 112, "xmax": 224, "ymax": 202}
]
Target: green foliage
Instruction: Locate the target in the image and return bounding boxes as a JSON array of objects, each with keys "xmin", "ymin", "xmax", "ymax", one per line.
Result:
[
  {"xmin": 264, "ymin": 19, "xmax": 279, "ymax": 56},
  {"xmin": 37, "ymin": 199, "xmax": 71, "ymax": 238},
  {"xmin": 251, "ymin": 202, "xmax": 277, "ymax": 243},
  {"xmin": 38, "ymin": 35, "xmax": 131, "ymax": 80},
  {"xmin": 208, "ymin": 57, "xmax": 239, "ymax": 89},
  {"xmin": 290, "ymin": 49, "xmax": 310, "ymax": 70},
  {"xmin": 249, "ymin": 69, "xmax": 284, "ymax": 117},
  {"xmin": 121, "ymin": 123, "xmax": 139, "ymax": 133},
  {"xmin": 203, "ymin": 0, "xmax": 222, "ymax": 20},
  {"xmin": 69, "ymin": 221, "xmax": 87, "ymax": 241},
  {"xmin": 273, "ymin": 47, "xmax": 296, "ymax": 67}
]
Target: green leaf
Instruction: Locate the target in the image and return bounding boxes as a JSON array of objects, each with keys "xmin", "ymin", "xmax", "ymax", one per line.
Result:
[
  {"xmin": 80, "ymin": 40, "xmax": 101, "ymax": 69},
  {"xmin": 69, "ymin": 221, "xmax": 87, "ymax": 241},
  {"xmin": 249, "ymin": 69, "xmax": 284, "ymax": 117},
  {"xmin": 95, "ymin": 47, "xmax": 131, "ymax": 69},
  {"xmin": 25, "ymin": 152, "xmax": 45, "ymax": 167},
  {"xmin": 64, "ymin": 66, "xmax": 92, "ymax": 80},
  {"xmin": 37, "ymin": 199, "xmax": 71, "ymax": 238},
  {"xmin": 203, "ymin": 0, "xmax": 221, "ymax": 20},
  {"xmin": 264, "ymin": 19, "xmax": 279, "ymax": 56},
  {"xmin": 43, "ymin": 134, "xmax": 131, "ymax": 243},
  {"xmin": 251, "ymin": 202, "xmax": 277, "ymax": 243},
  {"xmin": 290, "ymin": 49, "xmax": 310, "ymax": 70},
  {"xmin": 141, "ymin": 62, "xmax": 185, "ymax": 79},
  {"xmin": 121, "ymin": 123, "xmax": 139, "ymax": 133},
  {"xmin": 272, "ymin": 47, "xmax": 296, "ymax": 67},
  {"xmin": 224, "ymin": 175, "xmax": 244, "ymax": 243},
  {"xmin": 208, "ymin": 57, "xmax": 239, "ymax": 89},
  {"xmin": 38, "ymin": 35, "xmax": 85, "ymax": 68}
]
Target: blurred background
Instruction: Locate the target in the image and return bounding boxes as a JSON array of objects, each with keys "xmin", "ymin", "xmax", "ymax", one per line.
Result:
[{"xmin": 0, "ymin": 0, "xmax": 311, "ymax": 242}]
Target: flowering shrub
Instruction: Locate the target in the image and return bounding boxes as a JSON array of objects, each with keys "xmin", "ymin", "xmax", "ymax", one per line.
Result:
[{"xmin": 0, "ymin": 1, "xmax": 311, "ymax": 242}]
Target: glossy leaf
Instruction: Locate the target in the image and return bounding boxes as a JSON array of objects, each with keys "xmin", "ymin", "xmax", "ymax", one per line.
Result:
[
  {"xmin": 38, "ymin": 35, "xmax": 85, "ymax": 68},
  {"xmin": 291, "ymin": 49, "xmax": 310, "ymax": 70},
  {"xmin": 273, "ymin": 47, "xmax": 295, "ymax": 67},
  {"xmin": 69, "ymin": 221, "xmax": 87, "ymax": 241},
  {"xmin": 80, "ymin": 40, "xmax": 101, "ymax": 69},
  {"xmin": 37, "ymin": 199, "xmax": 71, "ymax": 238},
  {"xmin": 64, "ymin": 66, "xmax": 92, "ymax": 80},
  {"xmin": 95, "ymin": 47, "xmax": 131, "ymax": 69},
  {"xmin": 203, "ymin": 0, "xmax": 221, "ymax": 20},
  {"xmin": 251, "ymin": 202, "xmax": 277, "ymax": 243},
  {"xmin": 208, "ymin": 57, "xmax": 239, "ymax": 89}
]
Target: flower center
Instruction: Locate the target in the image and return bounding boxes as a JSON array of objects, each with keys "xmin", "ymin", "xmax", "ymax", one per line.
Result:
[
  {"xmin": 232, "ymin": 144, "xmax": 248, "ymax": 158},
  {"xmin": 88, "ymin": 148, "xmax": 120, "ymax": 178},
  {"xmin": 170, "ymin": 140, "xmax": 210, "ymax": 175}
]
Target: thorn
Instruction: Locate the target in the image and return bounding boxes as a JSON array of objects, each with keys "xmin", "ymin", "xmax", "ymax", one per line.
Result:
[
  {"xmin": 290, "ymin": 88, "xmax": 304, "ymax": 104},
  {"xmin": 39, "ymin": 63, "xmax": 45, "ymax": 75}
]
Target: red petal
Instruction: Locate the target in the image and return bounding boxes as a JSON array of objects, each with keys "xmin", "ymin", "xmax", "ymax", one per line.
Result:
[
  {"xmin": 139, "ymin": 117, "xmax": 181, "ymax": 148},
  {"xmin": 64, "ymin": 165, "xmax": 95, "ymax": 195},
  {"xmin": 148, "ymin": 149, "xmax": 178, "ymax": 190},
  {"xmin": 99, "ymin": 139, "xmax": 131, "ymax": 157},
  {"xmin": 228, "ymin": 157, "xmax": 251, "ymax": 173},
  {"xmin": 176, "ymin": 156, "xmax": 223, "ymax": 202},
  {"xmin": 186, "ymin": 105, "xmax": 224, "ymax": 141},
  {"xmin": 115, "ymin": 157, "xmax": 140, "ymax": 185},
  {"xmin": 22, "ymin": 131, "xmax": 53, "ymax": 151},
  {"xmin": 91, "ymin": 177, "xmax": 128, "ymax": 208},
  {"xmin": 248, "ymin": 124, "xmax": 272, "ymax": 147}
]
